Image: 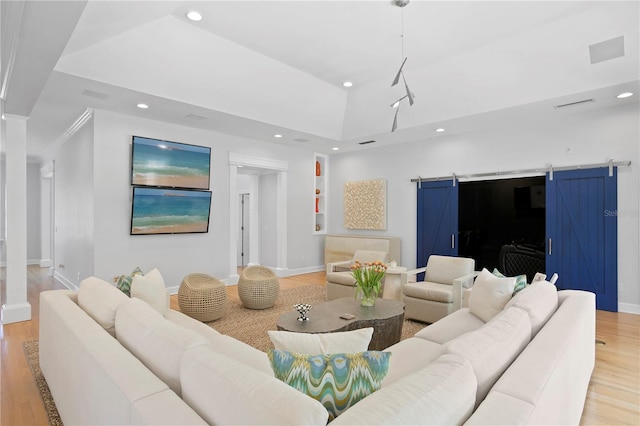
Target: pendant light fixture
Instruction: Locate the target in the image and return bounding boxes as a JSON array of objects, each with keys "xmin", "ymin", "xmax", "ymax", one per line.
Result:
[{"xmin": 391, "ymin": 0, "xmax": 415, "ymax": 132}]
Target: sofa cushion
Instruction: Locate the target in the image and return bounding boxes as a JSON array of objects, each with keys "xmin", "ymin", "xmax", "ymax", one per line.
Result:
[
  {"xmin": 115, "ymin": 298, "xmax": 208, "ymax": 396},
  {"xmin": 268, "ymin": 349, "xmax": 391, "ymax": 420},
  {"xmin": 77, "ymin": 276, "xmax": 129, "ymax": 337},
  {"xmin": 504, "ymin": 280, "xmax": 558, "ymax": 337},
  {"xmin": 445, "ymin": 306, "xmax": 532, "ymax": 406},
  {"xmin": 414, "ymin": 308, "xmax": 485, "ymax": 345},
  {"xmin": 468, "ymin": 268, "xmax": 516, "ymax": 322},
  {"xmin": 403, "ymin": 281, "xmax": 453, "ymax": 303},
  {"xmin": 325, "ymin": 271, "xmax": 356, "ymax": 286},
  {"xmin": 330, "ymin": 353, "xmax": 477, "ymax": 426},
  {"xmin": 268, "ymin": 328, "xmax": 373, "ymax": 354},
  {"xmin": 182, "ymin": 345, "xmax": 329, "ymax": 425},
  {"xmin": 382, "ymin": 337, "xmax": 444, "ymax": 386},
  {"xmin": 164, "ymin": 309, "xmax": 272, "ymax": 375},
  {"xmin": 131, "ymin": 268, "xmax": 168, "ymax": 315}
]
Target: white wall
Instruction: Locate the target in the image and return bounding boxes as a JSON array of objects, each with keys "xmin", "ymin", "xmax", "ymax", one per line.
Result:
[
  {"xmin": 53, "ymin": 117, "xmax": 95, "ymax": 288},
  {"xmin": 90, "ymin": 110, "xmax": 324, "ymax": 289},
  {"xmin": 259, "ymin": 172, "xmax": 278, "ymax": 267},
  {"xmin": 328, "ymin": 103, "xmax": 640, "ymax": 311}
]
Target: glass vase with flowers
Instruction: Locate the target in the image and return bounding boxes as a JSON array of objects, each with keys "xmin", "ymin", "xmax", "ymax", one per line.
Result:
[{"xmin": 350, "ymin": 260, "xmax": 387, "ymax": 307}]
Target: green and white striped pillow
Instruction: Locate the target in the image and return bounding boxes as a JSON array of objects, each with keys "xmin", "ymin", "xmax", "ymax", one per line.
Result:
[
  {"xmin": 114, "ymin": 267, "xmax": 143, "ymax": 297},
  {"xmin": 267, "ymin": 349, "xmax": 391, "ymax": 420},
  {"xmin": 492, "ymin": 268, "xmax": 528, "ymax": 295}
]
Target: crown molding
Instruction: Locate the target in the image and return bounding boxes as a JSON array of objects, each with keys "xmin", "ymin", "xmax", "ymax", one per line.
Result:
[
  {"xmin": 39, "ymin": 108, "xmax": 94, "ymax": 162},
  {"xmin": 0, "ymin": 0, "xmax": 26, "ymax": 100}
]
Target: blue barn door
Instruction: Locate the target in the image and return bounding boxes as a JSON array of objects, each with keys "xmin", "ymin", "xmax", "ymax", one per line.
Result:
[
  {"xmin": 546, "ymin": 168, "xmax": 617, "ymax": 311},
  {"xmin": 416, "ymin": 180, "xmax": 458, "ymax": 268}
]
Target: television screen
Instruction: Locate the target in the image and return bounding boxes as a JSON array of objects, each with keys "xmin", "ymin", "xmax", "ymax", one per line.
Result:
[
  {"xmin": 131, "ymin": 136, "xmax": 211, "ymax": 190},
  {"xmin": 130, "ymin": 187, "xmax": 212, "ymax": 235}
]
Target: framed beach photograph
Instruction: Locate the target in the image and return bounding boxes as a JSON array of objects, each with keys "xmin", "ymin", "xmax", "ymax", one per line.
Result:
[
  {"xmin": 131, "ymin": 135, "xmax": 211, "ymax": 189},
  {"xmin": 130, "ymin": 187, "xmax": 212, "ymax": 235}
]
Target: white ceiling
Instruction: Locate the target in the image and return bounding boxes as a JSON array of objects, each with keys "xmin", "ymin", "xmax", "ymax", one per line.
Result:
[{"xmin": 2, "ymin": 0, "xmax": 639, "ymax": 160}]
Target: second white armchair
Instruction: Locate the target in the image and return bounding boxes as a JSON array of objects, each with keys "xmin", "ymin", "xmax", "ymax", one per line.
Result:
[{"xmin": 401, "ymin": 255, "xmax": 476, "ymax": 323}]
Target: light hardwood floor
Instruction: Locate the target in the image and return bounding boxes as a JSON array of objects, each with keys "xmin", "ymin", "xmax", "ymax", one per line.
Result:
[{"xmin": 1, "ymin": 266, "xmax": 639, "ymax": 425}]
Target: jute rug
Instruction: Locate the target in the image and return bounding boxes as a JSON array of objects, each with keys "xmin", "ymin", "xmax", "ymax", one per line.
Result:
[
  {"xmin": 24, "ymin": 285, "xmax": 427, "ymax": 426},
  {"xmin": 207, "ymin": 284, "xmax": 426, "ymax": 351},
  {"xmin": 23, "ymin": 340, "xmax": 64, "ymax": 426}
]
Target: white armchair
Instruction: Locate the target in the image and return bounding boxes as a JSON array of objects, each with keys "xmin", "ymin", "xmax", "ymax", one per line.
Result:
[
  {"xmin": 325, "ymin": 249, "xmax": 389, "ymax": 300},
  {"xmin": 401, "ymin": 255, "xmax": 476, "ymax": 323}
]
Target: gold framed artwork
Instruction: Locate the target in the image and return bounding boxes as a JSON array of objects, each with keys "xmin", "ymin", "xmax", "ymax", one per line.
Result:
[{"xmin": 344, "ymin": 179, "xmax": 387, "ymax": 230}]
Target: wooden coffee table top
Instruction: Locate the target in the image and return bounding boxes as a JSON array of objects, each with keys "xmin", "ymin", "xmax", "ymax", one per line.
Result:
[{"xmin": 276, "ymin": 297, "xmax": 405, "ymax": 350}]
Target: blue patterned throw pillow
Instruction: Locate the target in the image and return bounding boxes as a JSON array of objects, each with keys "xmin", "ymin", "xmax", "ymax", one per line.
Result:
[
  {"xmin": 267, "ymin": 349, "xmax": 391, "ymax": 420},
  {"xmin": 114, "ymin": 267, "xmax": 143, "ymax": 297},
  {"xmin": 492, "ymin": 268, "xmax": 528, "ymax": 295}
]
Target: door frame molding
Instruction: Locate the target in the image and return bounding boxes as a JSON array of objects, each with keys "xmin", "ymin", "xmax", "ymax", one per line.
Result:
[{"xmin": 228, "ymin": 153, "xmax": 288, "ymax": 284}]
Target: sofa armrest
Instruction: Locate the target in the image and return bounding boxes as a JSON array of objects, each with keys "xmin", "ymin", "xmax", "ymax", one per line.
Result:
[
  {"xmin": 401, "ymin": 267, "xmax": 427, "ymax": 285},
  {"xmin": 326, "ymin": 260, "xmax": 352, "ymax": 273},
  {"xmin": 452, "ymin": 272, "xmax": 479, "ymax": 311}
]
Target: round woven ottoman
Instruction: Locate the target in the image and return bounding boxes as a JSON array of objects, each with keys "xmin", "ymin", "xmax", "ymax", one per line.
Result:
[
  {"xmin": 178, "ymin": 273, "xmax": 227, "ymax": 322},
  {"xmin": 238, "ymin": 266, "xmax": 280, "ymax": 310}
]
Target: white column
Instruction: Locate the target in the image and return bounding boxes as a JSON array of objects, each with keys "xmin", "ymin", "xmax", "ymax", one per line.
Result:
[
  {"xmin": 40, "ymin": 161, "xmax": 54, "ymax": 269},
  {"xmin": 2, "ymin": 113, "xmax": 31, "ymax": 324}
]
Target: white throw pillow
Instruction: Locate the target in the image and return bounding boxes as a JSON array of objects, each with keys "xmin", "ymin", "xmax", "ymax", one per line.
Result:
[
  {"xmin": 77, "ymin": 276, "xmax": 129, "ymax": 337},
  {"xmin": 468, "ymin": 268, "xmax": 516, "ymax": 322},
  {"xmin": 131, "ymin": 268, "xmax": 168, "ymax": 315},
  {"xmin": 268, "ymin": 328, "xmax": 374, "ymax": 354},
  {"xmin": 504, "ymin": 280, "xmax": 558, "ymax": 337}
]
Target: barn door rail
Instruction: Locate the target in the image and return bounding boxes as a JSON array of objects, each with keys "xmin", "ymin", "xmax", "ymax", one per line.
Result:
[{"xmin": 410, "ymin": 160, "xmax": 631, "ymax": 184}]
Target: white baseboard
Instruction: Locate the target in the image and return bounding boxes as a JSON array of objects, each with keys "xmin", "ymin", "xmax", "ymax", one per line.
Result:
[
  {"xmin": 54, "ymin": 271, "xmax": 78, "ymax": 291},
  {"xmin": 282, "ymin": 265, "xmax": 326, "ymax": 276},
  {"xmin": 618, "ymin": 303, "xmax": 640, "ymax": 315},
  {"xmin": 1, "ymin": 302, "xmax": 32, "ymax": 324},
  {"xmin": 0, "ymin": 260, "xmax": 47, "ymax": 267},
  {"xmin": 167, "ymin": 266, "xmax": 326, "ymax": 295},
  {"xmin": 39, "ymin": 259, "xmax": 52, "ymax": 268}
]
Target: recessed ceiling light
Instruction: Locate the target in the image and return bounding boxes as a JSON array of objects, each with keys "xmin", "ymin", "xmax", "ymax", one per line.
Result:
[
  {"xmin": 274, "ymin": 134, "xmax": 282, "ymax": 138},
  {"xmin": 332, "ymin": 147, "xmax": 339, "ymax": 151},
  {"xmin": 186, "ymin": 11, "xmax": 203, "ymax": 21},
  {"xmin": 617, "ymin": 92, "xmax": 633, "ymax": 99},
  {"xmin": 435, "ymin": 128, "xmax": 445, "ymax": 132},
  {"xmin": 342, "ymin": 81, "xmax": 353, "ymax": 88},
  {"xmin": 136, "ymin": 103, "xmax": 149, "ymax": 109}
]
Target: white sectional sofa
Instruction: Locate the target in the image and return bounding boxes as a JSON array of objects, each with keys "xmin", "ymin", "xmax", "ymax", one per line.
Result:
[{"xmin": 39, "ymin": 276, "xmax": 595, "ymax": 425}]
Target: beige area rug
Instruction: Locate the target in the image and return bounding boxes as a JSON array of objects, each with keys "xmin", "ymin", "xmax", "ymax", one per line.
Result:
[
  {"xmin": 23, "ymin": 340, "xmax": 64, "ymax": 426},
  {"xmin": 207, "ymin": 284, "xmax": 427, "ymax": 351},
  {"xmin": 24, "ymin": 285, "xmax": 427, "ymax": 426}
]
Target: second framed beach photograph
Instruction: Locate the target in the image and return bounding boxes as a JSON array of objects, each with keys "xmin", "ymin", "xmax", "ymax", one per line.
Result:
[
  {"xmin": 131, "ymin": 135, "xmax": 211, "ymax": 190},
  {"xmin": 130, "ymin": 187, "xmax": 212, "ymax": 235}
]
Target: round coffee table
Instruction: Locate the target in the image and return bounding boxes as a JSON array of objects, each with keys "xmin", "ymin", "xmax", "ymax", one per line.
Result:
[{"xmin": 276, "ymin": 297, "xmax": 405, "ymax": 351}]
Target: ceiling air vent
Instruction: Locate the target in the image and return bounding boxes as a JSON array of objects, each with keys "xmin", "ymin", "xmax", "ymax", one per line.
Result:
[
  {"xmin": 82, "ymin": 89, "xmax": 109, "ymax": 100},
  {"xmin": 293, "ymin": 138, "xmax": 309, "ymax": 143},
  {"xmin": 358, "ymin": 140, "xmax": 376, "ymax": 145},
  {"xmin": 554, "ymin": 99, "xmax": 594, "ymax": 109},
  {"xmin": 185, "ymin": 113, "xmax": 207, "ymax": 120}
]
